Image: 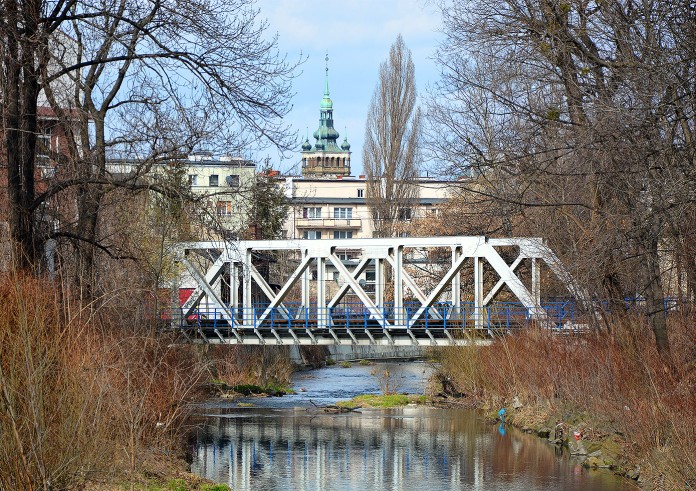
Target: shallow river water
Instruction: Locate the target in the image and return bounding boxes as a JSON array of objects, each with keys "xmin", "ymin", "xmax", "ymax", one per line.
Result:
[{"xmin": 190, "ymin": 362, "xmax": 634, "ymax": 490}]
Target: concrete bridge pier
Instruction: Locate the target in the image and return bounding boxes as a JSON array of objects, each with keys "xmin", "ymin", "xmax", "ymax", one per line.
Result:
[{"xmin": 289, "ymin": 344, "xmax": 427, "ymax": 364}]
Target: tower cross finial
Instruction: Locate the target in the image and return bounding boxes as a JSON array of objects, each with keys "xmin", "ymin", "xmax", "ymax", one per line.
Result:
[{"xmin": 324, "ymin": 51, "xmax": 330, "ymax": 97}]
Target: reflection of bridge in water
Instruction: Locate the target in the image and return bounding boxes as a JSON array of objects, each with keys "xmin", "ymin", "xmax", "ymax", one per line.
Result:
[
  {"xmin": 191, "ymin": 407, "xmax": 624, "ymax": 491},
  {"xmin": 193, "ymin": 409, "xmax": 484, "ymax": 490},
  {"xmin": 173, "ymin": 236, "xmax": 588, "ymax": 345}
]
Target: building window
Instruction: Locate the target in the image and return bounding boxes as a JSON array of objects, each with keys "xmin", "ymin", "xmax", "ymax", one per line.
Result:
[
  {"xmin": 37, "ymin": 127, "xmax": 52, "ymax": 159},
  {"xmin": 225, "ymin": 175, "xmax": 239, "ymax": 187},
  {"xmin": 357, "ymin": 189, "xmax": 364, "ymax": 198},
  {"xmin": 209, "ymin": 175, "xmax": 219, "ymax": 186},
  {"xmin": 303, "ymin": 207, "xmax": 322, "ymax": 219},
  {"xmin": 398, "ymin": 208, "xmax": 412, "ymax": 220},
  {"xmin": 335, "ymin": 250, "xmax": 352, "ymax": 260},
  {"xmin": 216, "ymin": 201, "xmax": 233, "ymax": 216},
  {"xmin": 333, "ymin": 230, "xmax": 353, "ymax": 239},
  {"xmin": 334, "ymin": 207, "xmax": 353, "ymax": 219},
  {"xmin": 303, "ymin": 230, "xmax": 322, "ymax": 240},
  {"xmin": 188, "ymin": 174, "xmax": 198, "ymax": 186}
]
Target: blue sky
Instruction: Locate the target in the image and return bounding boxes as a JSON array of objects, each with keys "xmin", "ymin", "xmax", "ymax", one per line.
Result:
[{"xmin": 255, "ymin": 0, "xmax": 443, "ymax": 175}]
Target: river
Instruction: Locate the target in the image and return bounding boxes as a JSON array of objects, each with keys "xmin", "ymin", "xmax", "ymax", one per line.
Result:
[{"xmin": 190, "ymin": 362, "xmax": 634, "ymax": 490}]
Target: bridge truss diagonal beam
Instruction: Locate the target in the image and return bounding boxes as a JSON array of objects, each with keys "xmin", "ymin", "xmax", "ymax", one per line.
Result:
[
  {"xmin": 327, "ymin": 256, "xmax": 371, "ymax": 309},
  {"xmin": 254, "ymin": 254, "xmax": 313, "ymax": 325},
  {"xmin": 181, "ymin": 256, "xmax": 238, "ymax": 329},
  {"xmin": 328, "ymin": 254, "xmax": 392, "ymax": 329},
  {"xmin": 180, "ymin": 253, "xmax": 225, "ymax": 317},
  {"xmin": 384, "ymin": 255, "xmax": 443, "ymax": 320}
]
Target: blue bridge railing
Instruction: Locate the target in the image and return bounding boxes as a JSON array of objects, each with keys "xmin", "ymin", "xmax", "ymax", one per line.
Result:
[{"xmin": 168, "ymin": 296, "xmax": 687, "ymax": 333}]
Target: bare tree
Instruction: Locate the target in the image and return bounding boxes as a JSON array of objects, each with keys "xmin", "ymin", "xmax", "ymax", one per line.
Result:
[
  {"xmin": 428, "ymin": 0, "xmax": 696, "ymax": 360},
  {"xmin": 364, "ymin": 35, "xmax": 422, "ymax": 238},
  {"xmin": 1, "ymin": 0, "xmax": 299, "ymax": 291}
]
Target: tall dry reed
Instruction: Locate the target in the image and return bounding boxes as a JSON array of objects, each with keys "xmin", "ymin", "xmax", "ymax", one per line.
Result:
[{"xmin": 0, "ymin": 274, "xmax": 208, "ymax": 490}]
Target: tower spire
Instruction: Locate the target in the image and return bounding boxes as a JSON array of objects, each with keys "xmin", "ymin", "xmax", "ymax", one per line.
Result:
[
  {"xmin": 324, "ymin": 52, "xmax": 330, "ymax": 97},
  {"xmin": 300, "ymin": 53, "xmax": 350, "ymax": 177}
]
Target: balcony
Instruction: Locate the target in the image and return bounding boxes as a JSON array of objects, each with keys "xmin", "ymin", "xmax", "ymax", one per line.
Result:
[{"xmin": 295, "ymin": 218, "xmax": 362, "ymax": 229}]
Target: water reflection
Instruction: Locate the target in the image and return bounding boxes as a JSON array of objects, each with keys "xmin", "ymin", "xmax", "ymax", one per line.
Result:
[{"xmin": 191, "ymin": 406, "xmax": 630, "ymax": 491}]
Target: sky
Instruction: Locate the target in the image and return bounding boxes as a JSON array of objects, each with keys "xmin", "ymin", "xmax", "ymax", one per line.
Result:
[{"xmin": 255, "ymin": 0, "xmax": 443, "ymax": 175}]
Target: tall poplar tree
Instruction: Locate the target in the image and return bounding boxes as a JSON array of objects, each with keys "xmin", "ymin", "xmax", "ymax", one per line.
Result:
[{"xmin": 363, "ymin": 35, "xmax": 422, "ymax": 238}]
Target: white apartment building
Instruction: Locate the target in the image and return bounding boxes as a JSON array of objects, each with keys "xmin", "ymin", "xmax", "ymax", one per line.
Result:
[{"xmin": 282, "ymin": 175, "xmax": 452, "ymax": 240}]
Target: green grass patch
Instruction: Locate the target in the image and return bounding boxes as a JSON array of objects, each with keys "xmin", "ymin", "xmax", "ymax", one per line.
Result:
[
  {"xmin": 229, "ymin": 383, "xmax": 294, "ymax": 397},
  {"xmin": 230, "ymin": 384, "xmax": 263, "ymax": 396},
  {"xmin": 337, "ymin": 393, "xmax": 430, "ymax": 408},
  {"xmin": 339, "ymin": 361, "xmax": 351, "ymax": 368},
  {"xmin": 264, "ymin": 382, "xmax": 295, "ymax": 395},
  {"xmin": 358, "ymin": 359, "xmax": 373, "ymax": 366},
  {"xmin": 337, "ymin": 394, "xmax": 410, "ymax": 408},
  {"xmin": 200, "ymin": 485, "xmax": 231, "ymax": 491},
  {"xmin": 166, "ymin": 479, "xmax": 187, "ymax": 491},
  {"xmin": 124, "ymin": 478, "xmax": 230, "ymax": 491}
]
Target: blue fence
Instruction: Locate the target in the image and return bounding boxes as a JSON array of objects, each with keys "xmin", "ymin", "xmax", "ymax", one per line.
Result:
[{"xmin": 172, "ymin": 296, "xmax": 689, "ymax": 333}]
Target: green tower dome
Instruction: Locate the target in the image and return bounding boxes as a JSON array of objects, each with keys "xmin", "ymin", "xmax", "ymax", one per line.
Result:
[
  {"xmin": 341, "ymin": 136, "xmax": 351, "ymax": 151},
  {"xmin": 301, "ymin": 137, "xmax": 312, "ymax": 151}
]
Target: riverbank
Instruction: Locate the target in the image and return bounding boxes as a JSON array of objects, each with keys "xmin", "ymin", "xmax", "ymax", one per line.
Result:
[
  {"xmin": 434, "ymin": 319, "xmax": 695, "ymax": 491},
  {"xmin": 83, "ymin": 451, "xmax": 226, "ymax": 491}
]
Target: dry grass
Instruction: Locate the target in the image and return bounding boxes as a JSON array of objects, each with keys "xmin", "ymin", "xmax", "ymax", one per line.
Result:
[
  {"xmin": 439, "ymin": 315, "xmax": 695, "ymax": 489},
  {"xmin": 207, "ymin": 345, "xmax": 294, "ymax": 388},
  {"xmin": 0, "ymin": 273, "xmax": 209, "ymax": 490}
]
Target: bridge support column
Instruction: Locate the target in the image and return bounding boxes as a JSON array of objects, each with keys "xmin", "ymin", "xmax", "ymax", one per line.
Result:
[
  {"xmin": 317, "ymin": 256, "xmax": 327, "ymax": 328},
  {"xmin": 451, "ymin": 246, "xmax": 461, "ymax": 320},
  {"xmin": 302, "ymin": 250, "xmax": 310, "ymax": 320},
  {"xmin": 473, "ymin": 255, "xmax": 485, "ymax": 331},
  {"xmin": 374, "ymin": 258, "xmax": 384, "ymax": 309},
  {"xmin": 243, "ymin": 249, "xmax": 253, "ymax": 328},
  {"xmin": 531, "ymin": 258, "xmax": 540, "ymax": 306},
  {"xmin": 393, "ymin": 246, "xmax": 404, "ymax": 327},
  {"xmin": 230, "ymin": 262, "xmax": 239, "ymax": 321}
]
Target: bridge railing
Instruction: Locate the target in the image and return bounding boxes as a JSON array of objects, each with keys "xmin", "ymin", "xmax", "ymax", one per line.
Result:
[
  {"xmin": 167, "ymin": 296, "xmax": 690, "ymax": 335},
  {"xmin": 167, "ymin": 300, "xmax": 598, "ymax": 333}
]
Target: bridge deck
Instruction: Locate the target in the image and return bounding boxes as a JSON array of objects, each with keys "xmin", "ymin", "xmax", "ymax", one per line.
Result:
[{"xmin": 174, "ymin": 316, "xmax": 589, "ymax": 345}]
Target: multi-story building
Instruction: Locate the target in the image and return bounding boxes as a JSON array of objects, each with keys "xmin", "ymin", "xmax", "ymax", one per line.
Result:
[
  {"xmin": 107, "ymin": 152, "xmax": 256, "ymax": 237},
  {"xmin": 184, "ymin": 152, "xmax": 256, "ymax": 235},
  {"xmin": 283, "ymin": 175, "xmax": 451, "ymax": 240}
]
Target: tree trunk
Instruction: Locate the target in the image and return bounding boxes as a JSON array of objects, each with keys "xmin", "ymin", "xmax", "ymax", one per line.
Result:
[
  {"xmin": 643, "ymin": 237, "xmax": 671, "ymax": 360},
  {"xmin": 4, "ymin": 0, "xmax": 40, "ymax": 270}
]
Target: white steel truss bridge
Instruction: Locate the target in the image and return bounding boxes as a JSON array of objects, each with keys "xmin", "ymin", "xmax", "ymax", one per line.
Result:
[{"xmin": 171, "ymin": 236, "xmax": 587, "ymax": 346}]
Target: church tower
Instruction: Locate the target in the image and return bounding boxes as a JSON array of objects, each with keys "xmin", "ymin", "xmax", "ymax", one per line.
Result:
[{"xmin": 301, "ymin": 55, "xmax": 351, "ymax": 177}]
